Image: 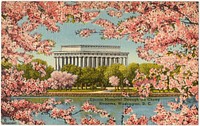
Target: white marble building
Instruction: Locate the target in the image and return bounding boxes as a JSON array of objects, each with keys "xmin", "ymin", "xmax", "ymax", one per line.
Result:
[{"xmin": 54, "ymin": 45, "xmax": 129, "ymax": 70}]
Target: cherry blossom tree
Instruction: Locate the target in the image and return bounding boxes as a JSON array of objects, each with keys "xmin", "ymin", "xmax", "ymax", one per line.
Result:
[
  {"xmin": 48, "ymin": 71, "xmax": 77, "ymax": 90},
  {"xmin": 1, "ymin": 69, "xmax": 49, "ymax": 100},
  {"xmin": 109, "ymin": 76, "xmax": 120, "ymax": 90}
]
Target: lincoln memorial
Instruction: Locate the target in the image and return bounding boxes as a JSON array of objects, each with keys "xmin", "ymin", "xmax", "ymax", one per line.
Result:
[{"xmin": 54, "ymin": 45, "xmax": 129, "ymax": 70}]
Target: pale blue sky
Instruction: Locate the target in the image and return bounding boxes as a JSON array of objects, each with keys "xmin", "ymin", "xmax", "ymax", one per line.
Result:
[{"xmin": 21, "ymin": 9, "xmax": 149, "ymax": 68}]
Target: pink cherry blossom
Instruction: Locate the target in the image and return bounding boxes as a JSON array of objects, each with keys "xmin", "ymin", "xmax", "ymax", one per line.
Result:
[
  {"xmin": 78, "ymin": 29, "xmax": 96, "ymax": 38},
  {"xmin": 151, "ymin": 103, "xmax": 198, "ymax": 125},
  {"xmin": 109, "ymin": 76, "xmax": 120, "ymax": 87},
  {"xmin": 48, "ymin": 71, "xmax": 77, "ymax": 90},
  {"xmin": 124, "ymin": 114, "xmax": 148, "ymax": 125},
  {"xmin": 123, "ymin": 106, "xmax": 133, "ymax": 115}
]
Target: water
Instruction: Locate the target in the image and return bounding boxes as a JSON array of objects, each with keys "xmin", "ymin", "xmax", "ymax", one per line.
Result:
[{"xmin": 4, "ymin": 96, "xmax": 198, "ymax": 125}]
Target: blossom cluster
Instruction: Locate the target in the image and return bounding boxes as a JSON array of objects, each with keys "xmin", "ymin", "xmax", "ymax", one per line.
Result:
[
  {"xmin": 151, "ymin": 103, "xmax": 198, "ymax": 125},
  {"xmin": 1, "ymin": 98, "xmax": 61, "ymax": 125},
  {"xmin": 78, "ymin": 29, "xmax": 96, "ymax": 38},
  {"xmin": 109, "ymin": 76, "xmax": 120, "ymax": 87},
  {"xmin": 1, "ymin": 69, "xmax": 49, "ymax": 99},
  {"xmin": 81, "ymin": 117, "xmax": 102, "ymax": 125},
  {"xmin": 47, "ymin": 71, "xmax": 77, "ymax": 89},
  {"xmin": 122, "ymin": 106, "xmax": 148, "ymax": 125},
  {"xmin": 81, "ymin": 101, "xmax": 110, "ymax": 118},
  {"xmin": 31, "ymin": 62, "xmax": 47, "ymax": 77},
  {"xmin": 107, "ymin": 10, "xmax": 122, "ymax": 18},
  {"xmin": 81, "ymin": 101, "xmax": 118, "ymax": 125},
  {"xmin": 124, "ymin": 114, "xmax": 148, "ymax": 125},
  {"xmin": 51, "ymin": 106, "xmax": 77, "ymax": 125}
]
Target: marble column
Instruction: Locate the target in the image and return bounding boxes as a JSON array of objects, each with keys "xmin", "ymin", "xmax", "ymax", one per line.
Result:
[
  {"xmin": 91, "ymin": 57, "xmax": 94, "ymax": 68},
  {"xmin": 78, "ymin": 57, "xmax": 81, "ymax": 67},
  {"xmin": 125, "ymin": 57, "xmax": 128, "ymax": 66},
  {"xmin": 86, "ymin": 57, "xmax": 89, "ymax": 67},
  {"xmin": 62, "ymin": 57, "xmax": 64, "ymax": 67},
  {"xmin": 114, "ymin": 57, "xmax": 117, "ymax": 64},
  {"xmin": 109, "ymin": 57, "xmax": 112, "ymax": 65},
  {"xmin": 96, "ymin": 57, "xmax": 98, "ymax": 67},
  {"xmin": 100, "ymin": 57, "xmax": 102, "ymax": 66},
  {"xmin": 75, "ymin": 57, "xmax": 78, "ymax": 66},
  {"xmin": 116, "ymin": 57, "xmax": 119, "ymax": 63},
  {"xmin": 82, "ymin": 57, "xmax": 85, "ymax": 67},
  {"xmin": 73, "ymin": 57, "xmax": 76, "ymax": 65},
  {"xmin": 58, "ymin": 57, "xmax": 60, "ymax": 70},
  {"xmin": 74, "ymin": 57, "xmax": 76, "ymax": 65},
  {"xmin": 65, "ymin": 57, "xmax": 68, "ymax": 65},
  {"xmin": 120, "ymin": 57, "xmax": 123, "ymax": 64},
  {"xmin": 89, "ymin": 57, "xmax": 92, "ymax": 67},
  {"xmin": 72, "ymin": 57, "xmax": 75, "ymax": 65},
  {"xmin": 93, "ymin": 57, "xmax": 95, "ymax": 68},
  {"xmin": 105, "ymin": 57, "xmax": 108, "ymax": 66},
  {"xmin": 77, "ymin": 57, "xmax": 79, "ymax": 66},
  {"xmin": 55, "ymin": 57, "xmax": 57, "ymax": 70},
  {"xmin": 104, "ymin": 57, "xmax": 106, "ymax": 66},
  {"xmin": 67, "ymin": 57, "xmax": 70, "ymax": 64},
  {"xmin": 65, "ymin": 57, "xmax": 67, "ymax": 65}
]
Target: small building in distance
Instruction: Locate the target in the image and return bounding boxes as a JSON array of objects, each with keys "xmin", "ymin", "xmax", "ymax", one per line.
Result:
[{"xmin": 54, "ymin": 45, "xmax": 129, "ymax": 70}]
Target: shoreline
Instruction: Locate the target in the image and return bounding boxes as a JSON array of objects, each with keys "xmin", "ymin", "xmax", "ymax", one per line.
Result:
[{"xmin": 29, "ymin": 92, "xmax": 181, "ymax": 97}]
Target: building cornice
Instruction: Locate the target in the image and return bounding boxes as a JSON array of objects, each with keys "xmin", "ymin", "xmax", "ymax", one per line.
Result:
[
  {"xmin": 61, "ymin": 45, "xmax": 120, "ymax": 48},
  {"xmin": 53, "ymin": 51, "xmax": 129, "ymax": 54}
]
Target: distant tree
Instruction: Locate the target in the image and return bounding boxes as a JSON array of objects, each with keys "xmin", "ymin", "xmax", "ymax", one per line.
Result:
[
  {"xmin": 123, "ymin": 78, "xmax": 130, "ymax": 90},
  {"xmin": 127, "ymin": 62, "xmax": 139, "ymax": 80},
  {"xmin": 96, "ymin": 66, "xmax": 108, "ymax": 89},
  {"xmin": 48, "ymin": 71, "xmax": 77, "ymax": 90},
  {"xmin": 61, "ymin": 64, "xmax": 81, "ymax": 74},
  {"xmin": 80, "ymin": 67, "xmax": 99, "ymax": 90},
  {"xmin": 17, "ymin": 59, "xmax": 54, "ymax": 80},
  {"xmin": 119, "ymin": 64, "xmax": 128, "ymax": 89},
  {"xmin": 105, "ymin": 64, "xmax": 124, "ymax": 79},
  {"xmin": 139, "ymin": 63, "xmax": 162, "ymax": 76},
  {"xmin": 32, "ymin": 59, "xmax": 48, "ymax": 66},
  {"xmin": 109, "ymin": 76, "xmax": 120, "ymax": 91},
  {"xmin": 105, "ymin": 64, "xmax": 124, "ymax": 90}
]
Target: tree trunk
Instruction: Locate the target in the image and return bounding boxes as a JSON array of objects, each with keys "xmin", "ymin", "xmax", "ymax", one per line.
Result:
[
  {"xmin": 77, "ymin": 84, "xmax": 79, "ymax": 90},
  {"xmin": 121, "ymin": 83, "xmax": 124, "ymax": 91},
  {"xmin": 81, "ymin": 83, "xmax": 83, "ymax": 90},
  {"xmin": 101, "ymin": 83, "xmax": 104, "ymax": 90},
  {"xmin": 167, "ymin": 76, "xmax": 170, "ymax": 92},
  {"xmin": 85, "ymin": 83, "xmax": 87, "ymax": 89},
  {"xmin": 92, "ymin": 83, "xmax": 94, "ymax": 90}
]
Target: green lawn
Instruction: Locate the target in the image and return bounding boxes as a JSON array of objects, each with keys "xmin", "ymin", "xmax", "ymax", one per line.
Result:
[
  {"xmin": 151, "ymin": 89, "xmax": 179, "ymax": 93},
  {"xmin": 47, "ymin": 88, "xmax": 179, "ymax": 93},
  {"xmin": 110, "ymin": 88, "xmax": 137, "ymax": 92},
  {"xmin": 47, "ymin": 88, "xmax": 103, "ymax": 92}
]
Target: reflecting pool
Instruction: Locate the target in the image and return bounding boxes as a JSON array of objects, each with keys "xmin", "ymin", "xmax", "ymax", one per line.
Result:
[{"xmin": 3, "ymin": 96, "xmax": 198, "ymax": 125}]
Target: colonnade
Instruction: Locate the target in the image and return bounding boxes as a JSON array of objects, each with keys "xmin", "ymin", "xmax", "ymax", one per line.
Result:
[{"xmin": 55, "ymin": 56, "xmax": 128, "ymax": 70}]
